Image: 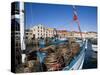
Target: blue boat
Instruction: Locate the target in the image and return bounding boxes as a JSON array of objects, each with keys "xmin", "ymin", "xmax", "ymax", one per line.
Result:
[{"xmin": 37, "ymin": 39, "xmax": 87, "ymax": 71}]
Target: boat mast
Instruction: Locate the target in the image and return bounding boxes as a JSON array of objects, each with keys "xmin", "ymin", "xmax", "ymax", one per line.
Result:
[
  {"xmin": 72, "ymin": 6, "xmax": 83, "ymax": 40},
  {"xmin": 69, "ymin": 6, "xmax": 83, "ymax": 45},
  {"xmin": 20, "ymin": 2, "xmax": 26, "ymax": 63}
]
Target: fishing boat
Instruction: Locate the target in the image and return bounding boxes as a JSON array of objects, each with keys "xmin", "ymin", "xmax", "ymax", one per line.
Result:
[
  {"xmin": 17, "ymin": 2, "xmax": 87, "ymax": 72},
  {"xmin": 63, "ymin": 40, "xmax": 86, "ymax": 70},
  {"xmin": 35, "ymin": 38, "xmax": 86, "ymax": 71},
  {"xmin": 33, "ymin": 6, "xmax": 87, "ymax": 71}
]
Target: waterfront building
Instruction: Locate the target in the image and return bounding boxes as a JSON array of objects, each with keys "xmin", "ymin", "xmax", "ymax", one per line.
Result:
[
  {"xmin": 30, "ymin": 24, "xmax": 57, "ymax": 39},
  {"xmin": 57, "ymin": 30, "xmax": 68, "ymax": 39}
]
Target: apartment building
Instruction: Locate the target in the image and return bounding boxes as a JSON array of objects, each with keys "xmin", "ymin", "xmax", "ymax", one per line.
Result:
[
  {"xmin": 87, "ymin": 32, "xmax": 97, "ymax": 39},
  {"xmin": 57, "ymin": 30, "xmax": 68, "ymax": 39},
  {"xmin": 70, "ymin": 31, "xmax": 97, "ymax": 39},
  {"xmin": 30, "ymin": 24, "xmax": 57, "ymax": 39}
]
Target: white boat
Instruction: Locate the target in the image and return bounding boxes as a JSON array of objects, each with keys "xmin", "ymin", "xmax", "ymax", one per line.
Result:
[
  {"xmin": 91, "ymin": 38, "xmax": 97, "ymax": 52},
  {"xmin": 92, "ymin": 44, "xmax": 97, "ymax": 52},
  {"xmin": 58, "ymin": 38, "xmax": 68, "ymax": 41}
]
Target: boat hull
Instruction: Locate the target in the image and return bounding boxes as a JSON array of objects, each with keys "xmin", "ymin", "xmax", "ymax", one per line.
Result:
[{"xmin": 63, "ymin": 42, "xmax": 86, "ymax": 70}]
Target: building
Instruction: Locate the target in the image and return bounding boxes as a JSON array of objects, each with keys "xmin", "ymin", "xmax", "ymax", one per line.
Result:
[
  {"xmin": 57, "ymin": 30, "xmax": 68, "ymax": 39},
  {"xmin": 56, "ymin": 30, "xmax": 97, "ymax": 39},
  {"xmin": 47, "ymin": 28, "xmax": 57, "ymax": 38},
  {"xmin": 69, "ymin": 31, "xmax": 97, "ymax": 39},
  {"xmin": 87, "ymin": 32, "xmax": 97, "ymax": 39},
  {"xmin": 30, "ymin": 24, "xmax": 46, "ymax": 39},
  {"xmin": 73, "ymin": 31, "xmax": 87, "ymax": 39},
  {"xmin": 30, "ymin": 24, "xmax": 57, "ymax": 39},
  {"xmin": 25, "ymin": 29, "xmax": 33, "ymax": 40}
]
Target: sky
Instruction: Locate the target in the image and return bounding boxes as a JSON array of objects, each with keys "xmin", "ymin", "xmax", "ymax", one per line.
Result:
[{"xmin": 24, "ymin": 2, "xmax": 97, "ymax": 32}]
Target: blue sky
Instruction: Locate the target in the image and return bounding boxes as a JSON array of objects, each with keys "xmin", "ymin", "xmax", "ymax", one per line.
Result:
[{"xmin": 24, "ymin": 3, "xmax": 97, "ymax": 32}]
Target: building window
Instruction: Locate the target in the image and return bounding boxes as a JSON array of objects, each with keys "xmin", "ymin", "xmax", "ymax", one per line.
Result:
[{"xmin": 26, "ymin": 33, "xmax": 28, "ymax": 35}]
